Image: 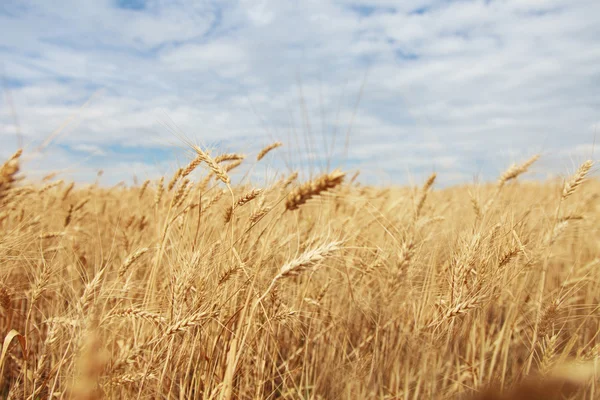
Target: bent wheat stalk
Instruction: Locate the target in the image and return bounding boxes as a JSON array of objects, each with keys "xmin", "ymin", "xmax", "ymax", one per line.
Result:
[
  {"xmin": 192, "ymin": 145, "xmax": 230, "ymax": 185},
  {"xmin": 224, "ymin": 188, "xmax": 262, "ymax": 223},
  {"xmin": 286, "ymin": 169, "xmax": 345, "ymax": 211},
  {"xmin": 221, "ymin": 240, "xmax": 342, "ymax": 400},
  {"xmin": 257, "ymin": 141, "xmax": 282, "ymax": 161},
  {"xmin": 527, "ymin": 159, "xmax": 594, "ymax": 373}
]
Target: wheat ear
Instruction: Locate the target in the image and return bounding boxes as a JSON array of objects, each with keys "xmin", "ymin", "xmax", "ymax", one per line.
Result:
[
  {"xmin": 498, "ymin": 154, "xmax": 540, "ymax": 187},
  {"xmin": 562, "ymin": 160, "xmax": 593, "ymax": 199},
  {"xmin": 192, "ymin": 145, "xmax": 230, "ymax": 185},
  {"xmin": 215, "ymin": 153, "xmax": 246, "ymax": 163},
  {"xmin": 257, "ymin": 141, "xmax": 283, "ymax": 161},
  {"xmin": 224, "ymin": 188, "xmax": 262, "ymax": 223},
  {"xmin": 286, "ymin": 170, "xmax": 345, "ymax": 211}
]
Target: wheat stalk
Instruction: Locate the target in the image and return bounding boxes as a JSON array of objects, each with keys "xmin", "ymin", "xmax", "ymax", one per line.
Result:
[
  {"xmin": 179, "ymin": 155, "xmax": 200, "ymax": 177},
  {"xmin": 562, "ymin": 160, "xmax": 593, "ymax": 199},
  {"xmin": 164, "ymin": 311, "xmax": 214, "ymax": 336},
  {"xmin": 167, "ymin": 168, "xmax": 183, "ymax": 191},
  {"xmin": 215, "ymin": 153, "xmax": 246, "ymax": 163},
  {"xmin": 0, "ymin": 148, "xmax": 22, "ymax": 202},
  {"xmin": 223, "ymin": 159, "xmax": 243, "ymax": 173},
  {"xmin": 282, "ymin": 171, "xmax": 298, "ymax": 188},
  {"xmin": 171, "ymin": 179, "xmax": 190, "ymax": 208},
  {"xmin": 286, "ymin": 170, "xmax": 345, "ymax": 211},
  {"xmin": 257, "ymin": 142, "xmax": 283, "ymax": 161},
  {"xmin": 276, "ymin": 241, "xmax": 341, "ymax": 280},
  {"xmin": 224, "ymin": 188, "xmax": 262, "ymax": 223},
  {"xmin": 154, "ymin": 177, "xmax": 164, "ymax": 207},
  {"xmin": 118, "ymin": 248, "xmax": 149, "ymax": 278},
  {"xmin": 249, "ymin": 207, "xmax": 271, "ymax": 224},
  {"xmin": 498, "ymin": 154, "xmax": 540, "ymax": 187},
  {"xmin": 192, "ymin": 145, "xmax": 230, "ymax": 185},
  {"xmin": 138, "ymin": 179, "xmax": 150, "ymax": 199},
  {"xmin": 61, "ymin": 181, "xmax": 75, "ymax": 201},
  {"xmin": 415, "ymin": 172, "xmax": 436, "ymax": 219}
]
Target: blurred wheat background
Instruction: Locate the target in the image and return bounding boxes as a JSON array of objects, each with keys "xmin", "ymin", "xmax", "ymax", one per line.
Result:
[{"xmin": 0, "ymin": 145, "xmax": 598, "ymax": 399}]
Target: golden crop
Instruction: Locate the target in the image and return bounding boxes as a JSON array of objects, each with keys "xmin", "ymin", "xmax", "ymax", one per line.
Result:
[{"xmin": 0, "ymin": 146, "xmax": 598, "ymax": 399}]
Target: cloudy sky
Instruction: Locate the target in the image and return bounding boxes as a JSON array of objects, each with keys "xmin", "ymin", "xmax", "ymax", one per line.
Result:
[{"xmin": 0, "ymin": 0, "xmax": 598, "ymax": 186}]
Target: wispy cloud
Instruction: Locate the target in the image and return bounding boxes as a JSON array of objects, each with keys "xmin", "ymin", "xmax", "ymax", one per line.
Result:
[{"xmin": 1, "ymin": 0, "xmax": 598, "ymax": 185}]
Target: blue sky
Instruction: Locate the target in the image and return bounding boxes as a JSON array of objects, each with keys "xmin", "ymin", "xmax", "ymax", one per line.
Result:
[{"xmin": 0, "ymin": 0, "xmax": 598, "ymax": 185}]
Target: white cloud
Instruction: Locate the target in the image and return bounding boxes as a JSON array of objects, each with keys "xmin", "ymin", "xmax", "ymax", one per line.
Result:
[
  {"xmin": 160, "ymin": 42, "xmax": 248, "ymax": 78},
  {"xmin": 0, "ymin": 0, "xmax": 598, "ymax": 185},
  {"xmin": 69, "ymin": 143, "xmax": 107, "ymax": 155}
]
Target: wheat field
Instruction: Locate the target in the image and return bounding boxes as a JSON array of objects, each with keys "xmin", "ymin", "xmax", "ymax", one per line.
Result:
[{"xmin": 0, "ymin": 145, "xmax": 598, "ymax": 399}]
